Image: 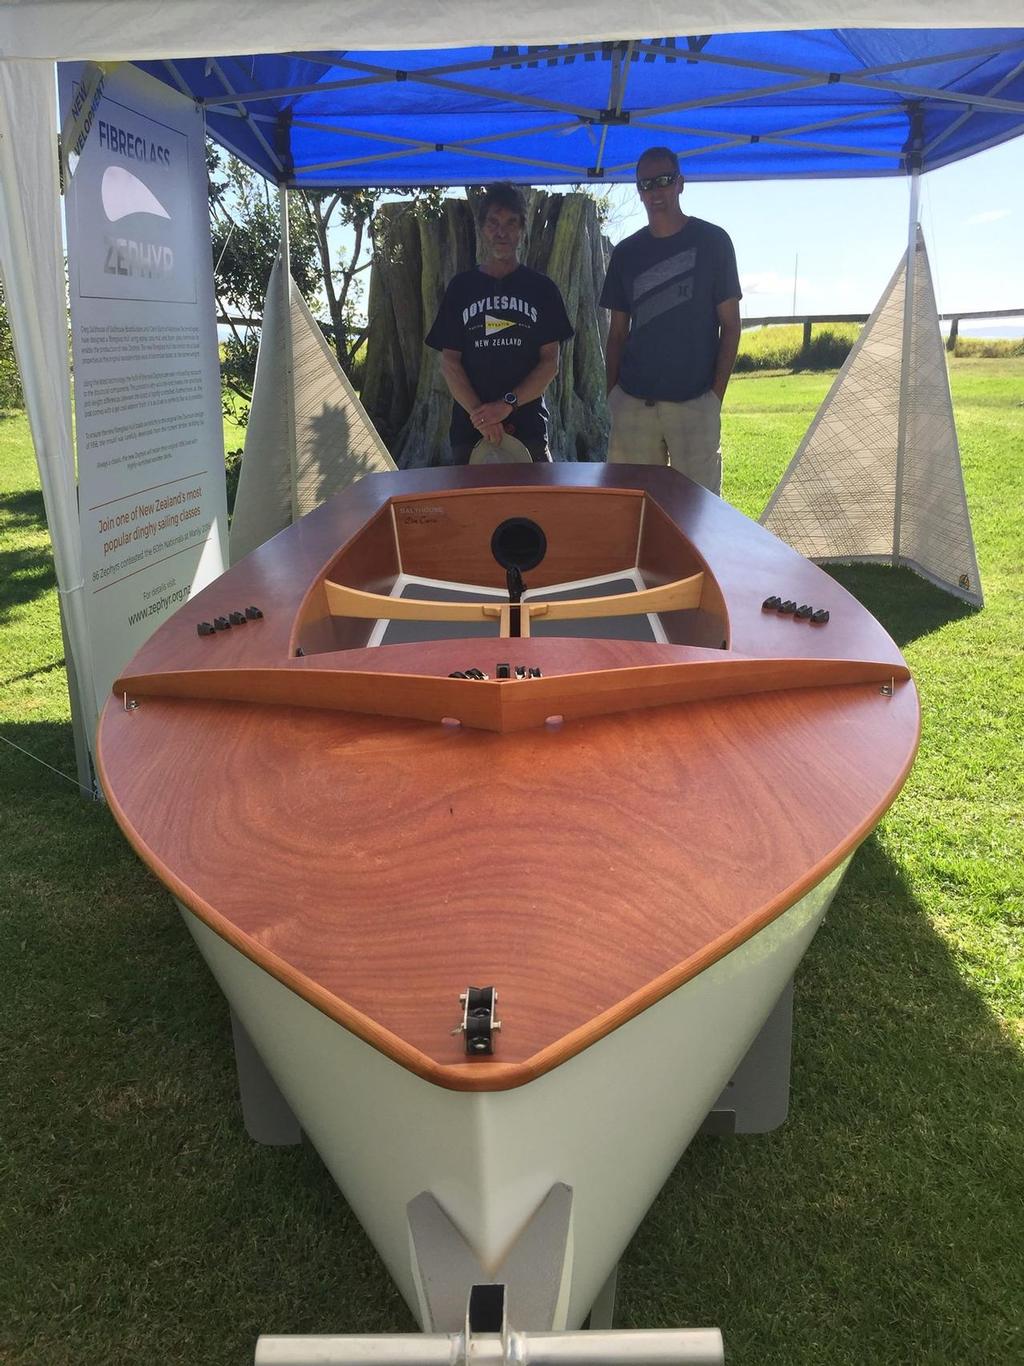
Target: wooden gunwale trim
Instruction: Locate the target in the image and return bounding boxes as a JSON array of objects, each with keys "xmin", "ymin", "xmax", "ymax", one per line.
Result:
[
  {"xmin": 96, "ymin": 677, "xmax": 920, "ymax": 1093},
  {"xmin": 390, "ymin": 502, "xmax": 403, "ymax": 576},
  {"xmin": 113, "ymin": 656, "xmax": 913, "ymax": 733},
  {"xmin": 387, "ymin": 484, "xmax": 646, "ymax": 509}
]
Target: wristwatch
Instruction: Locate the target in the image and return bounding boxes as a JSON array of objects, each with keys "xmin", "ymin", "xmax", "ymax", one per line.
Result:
[{"xmin": 503, "ymin": 391, "xmax": 519, "ymax": 409}]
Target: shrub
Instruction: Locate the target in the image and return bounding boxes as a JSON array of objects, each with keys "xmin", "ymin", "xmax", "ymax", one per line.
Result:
[
  {"xmin": 952, "ymin": 335, "xmax": 1024, "ymax": 358},
  {"xmin": 736, "ymin": 323, "xmax": 859, "ymax": 372},
  {"xmin": 0, "ymin": 281, "xmax": 23, "ymax": 410},
  {"xmin": 224, "ymin": 447, "xmax": 243, "ymax": 521}
]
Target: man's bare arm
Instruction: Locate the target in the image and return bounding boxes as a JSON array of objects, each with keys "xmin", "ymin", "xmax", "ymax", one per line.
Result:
[
  {"xmin": 439, "ymin": 348, "xmax": 482, "ymax": 415},
  {"xmin": 711, "ymin": 298, "xmax": 741, "ymax": 402},
  {"xmin": 469, "ymin": 341, "xmax": 560, "ymax": 429},
  {"xmin": 605, "ymin": 310, "xmax": 630, "ymax": 394}
]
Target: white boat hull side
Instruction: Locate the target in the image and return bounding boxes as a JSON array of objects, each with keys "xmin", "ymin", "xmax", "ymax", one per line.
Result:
[{"xmin": 180, "ymin": 858, "xmax": 849, "ymax": 1329}]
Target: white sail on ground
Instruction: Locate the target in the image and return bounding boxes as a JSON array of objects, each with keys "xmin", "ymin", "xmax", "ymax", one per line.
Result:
[
  {"xmin": 229, "ymin": 257, "xmax": 395, "ymax": 563},
  {"xmin": 760, "ymin": 229, "xmax": 983, "ymax": 607}
]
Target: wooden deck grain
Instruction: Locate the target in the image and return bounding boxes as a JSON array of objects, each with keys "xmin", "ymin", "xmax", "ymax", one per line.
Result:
[{"xmin": 97, "ymin": 465, "xmax": 920, "ymax": 1091}]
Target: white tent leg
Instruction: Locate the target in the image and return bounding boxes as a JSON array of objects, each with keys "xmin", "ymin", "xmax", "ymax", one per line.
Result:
[{"xmin": 0, "ymin": 59, "xmax": 97, "ymax": 789}]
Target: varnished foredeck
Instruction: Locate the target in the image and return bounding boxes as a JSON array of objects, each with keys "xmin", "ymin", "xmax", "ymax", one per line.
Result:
[{"xmin": 96, "ymin": 466, "xmax": 920, "ymax": 1091}]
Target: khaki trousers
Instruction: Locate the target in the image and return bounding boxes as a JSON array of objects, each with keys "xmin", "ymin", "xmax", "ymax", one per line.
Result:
[{"xmin": 606, "ymin": 386, "xmax": 722, "ymax": 495}]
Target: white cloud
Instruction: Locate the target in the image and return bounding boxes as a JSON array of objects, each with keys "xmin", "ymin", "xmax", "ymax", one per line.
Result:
[{"xmin": 966, "ymin": 209, "xmax": 1010, "ymax": 225}]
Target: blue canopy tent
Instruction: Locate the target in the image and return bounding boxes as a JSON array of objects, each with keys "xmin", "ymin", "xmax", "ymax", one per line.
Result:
[
  {"xmin": 139, "ymin": 30, "xmax": 1024, "ymax": 186},
  {"xmin": 2, "ymin": 9, "xmax": 1023, "ymax": 783}
]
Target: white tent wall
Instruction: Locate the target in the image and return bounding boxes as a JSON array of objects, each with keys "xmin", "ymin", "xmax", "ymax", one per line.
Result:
[
  {"xmin": 760, "ymin": 224, "xmax": 983, "ymax": 606},
  {"xmin": 2, "ymin": 1, "xmax": 1022, "ymax": 60},
  {"xmin": 0, "ymin": 59, "xmax": 97, "ymax": 791}
]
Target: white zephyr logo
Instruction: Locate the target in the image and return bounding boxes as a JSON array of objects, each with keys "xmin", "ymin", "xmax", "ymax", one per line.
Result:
[{"xmin": 101, "ymin": 165, "xmax": 171, "ymax": 223}]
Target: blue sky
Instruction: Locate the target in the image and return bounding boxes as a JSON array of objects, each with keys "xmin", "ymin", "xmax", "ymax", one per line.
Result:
[{"xmin": 598, "ymin": 136, "xmax": 1024, "ymax": 333}]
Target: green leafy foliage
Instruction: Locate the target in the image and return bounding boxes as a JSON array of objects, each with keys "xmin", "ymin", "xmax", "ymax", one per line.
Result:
[
  {"xmin": 0, "ymin": 279, "xmax": 24, "ymax": 410},
  {"xmin": 209, "ymin": 147, "xmax": 449, "ymax": 431},
  {"xmin": 208, "ymin": 146, "xmax": 322, "ymax": 417}
]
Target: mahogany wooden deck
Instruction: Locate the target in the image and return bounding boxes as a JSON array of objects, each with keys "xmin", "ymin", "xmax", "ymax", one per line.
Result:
[{"xmin": 96, "ymin": 465, "xmax": 920, "ymax": 1092}]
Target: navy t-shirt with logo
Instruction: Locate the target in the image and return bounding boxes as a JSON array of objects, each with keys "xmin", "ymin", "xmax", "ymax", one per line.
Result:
[
  {"xmin": 426, "ymin": 265, "xmax": 574, "ymax": 445},
  {"xmin": 599, "ymin": 218, "xmax": 742, "ymax": 403}
]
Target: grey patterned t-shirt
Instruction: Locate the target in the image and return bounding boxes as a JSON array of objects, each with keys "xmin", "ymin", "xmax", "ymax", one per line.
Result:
[{"xmin": 599, "ymin": 218, "xmax": 741, "ymax": 403}]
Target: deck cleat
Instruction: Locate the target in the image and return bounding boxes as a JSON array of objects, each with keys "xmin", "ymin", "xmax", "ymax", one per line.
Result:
[
  {"xmin": 197, "ymin": 621, "xmax": 216, "ymax": 637},
  {"xmin": 795, "ymin": 604, "xmax": 814, "ymax": 620},
  {"xmin": 762, "ymin": 595, "xmax": 782, "ymax": 610},
  {"xmin": 811, "ymin": 608, "xmax": 831, "ymax": 624},
  {"xmin": 778, "ymin": 600, "xmax": 797, "ymax": 614}
]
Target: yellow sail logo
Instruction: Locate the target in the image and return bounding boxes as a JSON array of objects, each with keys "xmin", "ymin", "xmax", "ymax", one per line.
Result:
[{"xmin": 485, "ymin": 315, "xmax": 516, "ymax": 336}]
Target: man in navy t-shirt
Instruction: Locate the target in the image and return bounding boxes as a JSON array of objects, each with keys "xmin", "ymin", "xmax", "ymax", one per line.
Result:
[
  {"xmin": 426, "ymin": 184, "xmax": 574, "ymax": 464},
  {"xmin": 599, "ymin": 148, "xmax": 742, "ymax": 495}
]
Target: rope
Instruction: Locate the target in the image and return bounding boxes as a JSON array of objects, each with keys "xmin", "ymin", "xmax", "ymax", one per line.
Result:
[{"xmin": 0, "ymin": 732, "xmax": 97, "ymax": 798}]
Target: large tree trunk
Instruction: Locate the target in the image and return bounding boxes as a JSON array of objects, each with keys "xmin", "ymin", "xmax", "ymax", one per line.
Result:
[{"xmin": 362, "ymin": 192, "xmax": 611, "ymax": 467}]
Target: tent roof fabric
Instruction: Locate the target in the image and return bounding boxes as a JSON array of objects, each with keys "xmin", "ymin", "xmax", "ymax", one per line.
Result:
[{"xmin": 129, "ymin": 30, "xmax": 1024, "ymax": 186}]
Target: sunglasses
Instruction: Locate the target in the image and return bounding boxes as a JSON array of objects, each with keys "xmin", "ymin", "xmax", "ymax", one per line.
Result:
[{"xmin": 637, "ymin": 172, "xmax": 678, "ymax": 191}]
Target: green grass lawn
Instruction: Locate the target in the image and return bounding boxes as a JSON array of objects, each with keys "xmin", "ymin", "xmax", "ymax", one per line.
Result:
[{"xmin": 2, "ymin": 365, "xmax": 1022, "ymax": 1364}]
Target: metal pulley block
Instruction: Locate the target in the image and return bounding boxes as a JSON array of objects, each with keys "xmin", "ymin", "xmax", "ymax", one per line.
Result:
[{"xmin": 452, "ymin": 986, "xmax": 501, "ymax": 1055}]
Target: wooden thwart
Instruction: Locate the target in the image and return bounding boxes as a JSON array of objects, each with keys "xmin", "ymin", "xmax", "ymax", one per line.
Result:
[
  {"xmin": 117, "ymin": 655, "xmax": 911, "ymax": 734},
  {"xmin": 323, "ymin": 572, "xmax": 704, "ymax": 638}
]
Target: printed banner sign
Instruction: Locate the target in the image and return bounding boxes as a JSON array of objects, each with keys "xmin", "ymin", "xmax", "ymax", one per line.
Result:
[{"xmin": 61, "ymin": 63, "xmax": 227, "ymax": 715}]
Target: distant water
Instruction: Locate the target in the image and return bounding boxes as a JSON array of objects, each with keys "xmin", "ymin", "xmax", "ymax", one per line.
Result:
[{"xmin": 944, "ymin": 322, "xmax": 1024, "ymax": 340}]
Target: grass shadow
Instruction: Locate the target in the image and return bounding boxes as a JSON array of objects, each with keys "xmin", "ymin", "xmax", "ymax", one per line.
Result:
[
  {"xmin": 619, "ymin": 833, "xmax": 1022, "ymax": 1364},
  {"xmin": 0, "ymin": 489, "xmax": 57, "ymax": 624},
  {"xmin": 822, "ymin": 562, "xmax": 980, "ymax": 649},
  {"xmin": 1, "ymin": 720, "xmax": 408, "ymax": 1365}
]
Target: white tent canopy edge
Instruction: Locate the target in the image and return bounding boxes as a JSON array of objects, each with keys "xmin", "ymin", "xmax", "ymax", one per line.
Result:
[{"xmin": 3, "ymin": 2, "xmax": 1022, "ymax": 61}]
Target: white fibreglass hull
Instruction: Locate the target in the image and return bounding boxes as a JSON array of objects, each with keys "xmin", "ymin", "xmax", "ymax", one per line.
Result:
[{"xmin": 180, "ymin": 857, "xmax": 849, "ymax": 1331}]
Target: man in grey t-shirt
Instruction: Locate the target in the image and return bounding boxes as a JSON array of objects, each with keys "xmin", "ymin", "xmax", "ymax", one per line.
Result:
[{"xmin": 599, "ymin": 147, "xmax": 742, "ymax": 495}]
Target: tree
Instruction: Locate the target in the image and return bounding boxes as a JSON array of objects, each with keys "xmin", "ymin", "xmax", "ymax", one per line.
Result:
[
  {"xmin": 208, "ymin": 146, "xmax": 447, "ymax": 417},
  {"xmin": 208, "ymin": 146, "xmax": 321, "ymax": 419},
  {"xmin": 296, "ymin": 188, "xmax": 379, "ymax": 381}
]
